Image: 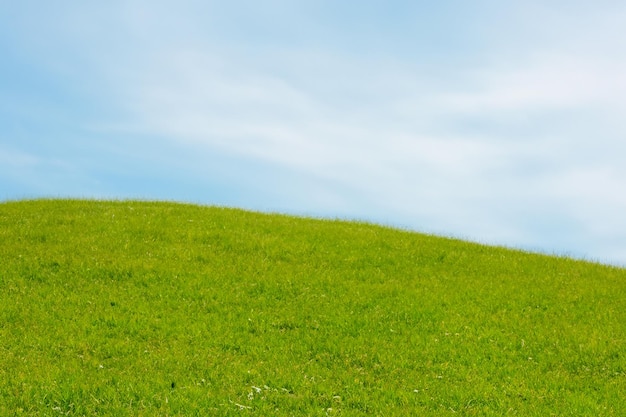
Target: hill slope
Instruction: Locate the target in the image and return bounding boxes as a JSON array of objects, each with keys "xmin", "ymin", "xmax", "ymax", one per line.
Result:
[{"xmin": 1, "ymin": 199, "xmax": 625, "ymax": 416}]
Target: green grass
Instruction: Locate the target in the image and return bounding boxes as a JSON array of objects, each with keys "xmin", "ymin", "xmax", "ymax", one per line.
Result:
[{"xmin": 1, "ymin": 199, "xmax": 625, "ymax": 416}]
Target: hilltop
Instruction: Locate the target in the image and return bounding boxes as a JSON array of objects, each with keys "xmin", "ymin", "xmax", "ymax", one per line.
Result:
[{"xmin": 1, "ymin": 199, "xmax": 625, "ymax": 415}]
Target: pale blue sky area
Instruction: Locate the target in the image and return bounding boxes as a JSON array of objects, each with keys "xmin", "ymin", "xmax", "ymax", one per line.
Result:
[{"xmin": 2, "ymin": 1, "xmax": 626, "ymax": 266}]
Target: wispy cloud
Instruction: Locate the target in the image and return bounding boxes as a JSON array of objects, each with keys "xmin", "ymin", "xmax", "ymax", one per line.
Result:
[{"xmin": 2, "ymin": 1, "xmax": 626, "ymax": 264}]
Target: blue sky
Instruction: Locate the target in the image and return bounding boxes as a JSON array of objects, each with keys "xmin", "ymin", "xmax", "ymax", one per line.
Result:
[{"xmin": 2, "ymin": 1, "xmax": 626, "ymax": 266}]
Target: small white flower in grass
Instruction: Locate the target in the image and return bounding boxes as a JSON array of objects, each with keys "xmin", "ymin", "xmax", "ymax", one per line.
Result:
[{"xmin": 248, "ymin": 385, "xmax": 262, "ymax": 400}]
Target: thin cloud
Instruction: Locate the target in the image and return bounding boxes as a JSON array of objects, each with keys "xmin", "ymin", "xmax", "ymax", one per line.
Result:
[
  {"xmin": 2, "ymin": 1, "xmax": 626, "ymax": 265},
  {"xmin": 80, "ymin": 5, "xmax": 626, "ymax": 264}
]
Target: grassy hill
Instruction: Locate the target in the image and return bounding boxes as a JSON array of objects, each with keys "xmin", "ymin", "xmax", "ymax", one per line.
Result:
[{"xmin": 1, "ymin": 199, "xmax": 625, "ymax": 416}]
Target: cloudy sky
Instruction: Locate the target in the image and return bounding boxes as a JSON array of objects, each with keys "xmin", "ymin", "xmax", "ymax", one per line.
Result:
[{"xmin": 2, "ymin": 1, "xmax": 626, "ymax": 266}]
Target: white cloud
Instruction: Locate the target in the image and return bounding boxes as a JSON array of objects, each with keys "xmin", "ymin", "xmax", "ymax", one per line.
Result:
[
  {"xmin": 3, "ymin": 1, "xmax": 626, "ymax": 264},
  {"xmin": 440, "ymin": 61, "xmax": 602, "ymax": 113},
  {"xmin": 95, "ymin": 23, "xmax": 625, "ymax": 260}
]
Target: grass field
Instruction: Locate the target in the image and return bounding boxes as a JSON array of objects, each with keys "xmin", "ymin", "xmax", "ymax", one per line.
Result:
[{"xmin": 1, "ymin": 199, "xmax": 625, "ymax": 415}]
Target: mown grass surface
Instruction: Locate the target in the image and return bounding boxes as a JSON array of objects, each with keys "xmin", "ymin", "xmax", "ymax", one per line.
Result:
[{"xmin": 1, "ymin": 199, "xmax": 625, "ymax": 416}]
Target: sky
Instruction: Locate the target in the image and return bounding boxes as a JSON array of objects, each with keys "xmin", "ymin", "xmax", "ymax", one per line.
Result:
[{"xmin": 2, "ymin": 1, "xmax": 626, "ymax": 266}]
